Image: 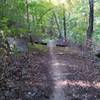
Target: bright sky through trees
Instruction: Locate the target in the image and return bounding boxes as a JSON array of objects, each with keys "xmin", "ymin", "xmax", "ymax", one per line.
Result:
[{"xmin": 48, "ymin": 0, "xmax": 66, "ymax": 5}]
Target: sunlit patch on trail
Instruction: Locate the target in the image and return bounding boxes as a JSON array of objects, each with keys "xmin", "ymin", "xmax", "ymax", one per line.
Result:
[
  {"xmin": 52, "ymin": 62, "xmax": 66, "ymax": 66},
  {"xmin": 52, "ymin": 62, "xmax": 60, "ymax": 66},
  {"xmin": 54, "ymin": 80, "xmax": 100, "ymax": 89}
]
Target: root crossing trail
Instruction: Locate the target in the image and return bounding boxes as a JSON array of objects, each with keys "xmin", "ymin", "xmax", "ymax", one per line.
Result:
[{"xmin": 49, "ymin": 47, "xmax": 66, "ymax": 100}]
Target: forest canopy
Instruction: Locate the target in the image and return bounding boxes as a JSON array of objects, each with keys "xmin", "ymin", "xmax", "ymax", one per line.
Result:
[{"xmin": 0, "ymin": 0, "xmax": 100, "ymax": 46}]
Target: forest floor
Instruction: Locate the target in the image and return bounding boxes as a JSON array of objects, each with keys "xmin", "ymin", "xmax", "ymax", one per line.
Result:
[{"xmin": 0, "ymin": 46, "xmax": 100, "ymax": 100}]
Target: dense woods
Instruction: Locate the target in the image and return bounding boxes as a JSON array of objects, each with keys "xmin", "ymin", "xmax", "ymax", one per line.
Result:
[
  {"xmin": 0, "ymin": 0, "xmax": 100, "ymax": 100},
  {"xmin": 0, "ymin": 0, "xmax": 100, "ymax": 45}
]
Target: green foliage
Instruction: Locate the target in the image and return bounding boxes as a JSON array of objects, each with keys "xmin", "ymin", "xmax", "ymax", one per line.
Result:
[
  {"xmin": 28, "ymin": 43, "xmax": 48, "ymax": 53},
  {"xmin": 10, "ymin": 28, "xmax": 29, "ymax": 37},
  {"xmin": 0, "ymin": 0, "xmax": 100, "ymax": 46},
  {"xmin": 0, "ymin": 17, "xmax": 10, "ymax": 39}
]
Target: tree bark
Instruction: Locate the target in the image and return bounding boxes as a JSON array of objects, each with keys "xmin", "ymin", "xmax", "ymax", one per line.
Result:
[
  {"xmin": 53, "ymin": 12, "xmax": 62, "ymax": 38},
  {"xmin": 25, "ymin": 0, "xmax": 30, "ymax": 30},
  {"xmin": 87, "ymin": 0, "xmax": 94, "ymax": 39},
  {"xmin": 86, "ymin": 0, "xmax": 94, "ymax": 50},
  {"xmin": 63, "ymin": 4, "xmax": 67, "ymax": 40}
]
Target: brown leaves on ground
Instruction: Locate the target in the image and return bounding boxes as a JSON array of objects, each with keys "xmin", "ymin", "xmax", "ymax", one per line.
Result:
[{"xmin": 0, "ymin": 46, "xmax": 100, "ymax": 100}]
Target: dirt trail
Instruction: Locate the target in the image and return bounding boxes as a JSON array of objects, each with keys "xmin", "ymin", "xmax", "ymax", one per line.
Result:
[
  {"xmin": 0, "ymin": 47, "xmax": 100, "ymax": 100},
  {"xmin": 48, "ymin": 47, "xmax": 100, "ymax": 100},
  {"xmin": 49, "ymin": 47, "xmax": 66, "ymax": 100}
]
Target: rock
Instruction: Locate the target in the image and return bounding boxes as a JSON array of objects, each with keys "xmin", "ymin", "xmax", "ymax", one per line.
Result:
[
  {"xmin": 7, "ymin": 37, "xmax": 28, "ymax": 53},
  {"xmin": 14, "ymin": 38, "xmax": 28, "ymax": 53},
  {"xmin": 7, "ymin": 37, "xmax": 15, "ymax": 49}
]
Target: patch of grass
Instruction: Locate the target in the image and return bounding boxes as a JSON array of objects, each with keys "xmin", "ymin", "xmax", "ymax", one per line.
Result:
[{"xmin": 28, "ymin": 43, "xmax": 48, "ymax": 53}]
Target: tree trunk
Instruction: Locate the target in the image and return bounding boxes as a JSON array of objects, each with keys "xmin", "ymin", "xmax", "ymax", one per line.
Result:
[
  {"xmin": 25, "ymin": 0, "xmax": 30, "ymax": 30},
  {"xmin": 87, "ymin": 0, "xmax": 94, "ymax": 39},
  {"xmin": 63, "ymin": 4, "xmax": 67, "ymax": 40},
  {"xmin": 53, "ymin": 12, "xmax": 62, "ymax": 38},
  {"xmin": 86, "ymin": 0, "xmax": 94, "ymax": 50}
]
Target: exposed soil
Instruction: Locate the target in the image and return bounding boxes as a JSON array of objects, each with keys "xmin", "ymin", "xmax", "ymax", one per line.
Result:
[{"xmin": 0, "ymin": 46, "xmax": 100, "ymax": 100}]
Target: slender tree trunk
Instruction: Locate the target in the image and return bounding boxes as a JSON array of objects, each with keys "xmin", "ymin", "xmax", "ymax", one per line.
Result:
[
  {"xmin": 53, "ymin": 12, "xmax": 62, "ymax": 38},
  {"xmin": 63, "ymin": 4, "xmax": 67, "ymax": 40},
  {"xmin": 25, "ymin": 0, "xmax": 30, "ymax": 30},
  {"xmin": 86, "ymin": 0, "xmax": 94, "ymax": 50},
  {"xmin": 87, "ymin": 0, "xmax": 94, "ymax": 39},
  {"xmin": 25, "ymin": 0, "xmax": 33, "ymax": 44}
]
